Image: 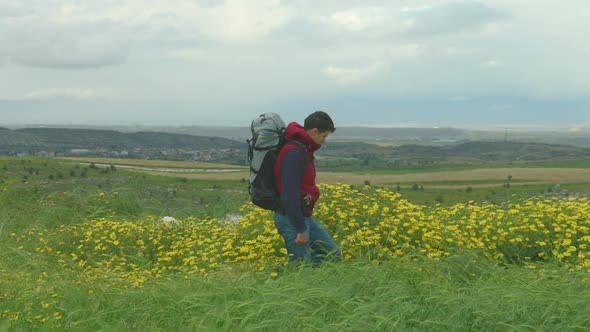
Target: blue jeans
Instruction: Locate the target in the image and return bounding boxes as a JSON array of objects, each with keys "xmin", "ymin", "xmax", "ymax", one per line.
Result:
[{"xmin": 274, "ymin": 212, "xmax": 341, "ymax": 264}]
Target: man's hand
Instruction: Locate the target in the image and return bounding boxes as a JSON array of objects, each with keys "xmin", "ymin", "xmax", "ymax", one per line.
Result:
[{"xmin": 295, "ymin": 232, "xmax": 309, "ymax": 245}]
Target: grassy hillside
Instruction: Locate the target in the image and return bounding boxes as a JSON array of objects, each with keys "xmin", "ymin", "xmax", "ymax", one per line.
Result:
[
  {"xmin": 0, "ymin": 157, "xmax": 247, "ymax": 223},
  {"xmin": 0, "ymin": 127, "xmax": 45, "ymax": 146}
]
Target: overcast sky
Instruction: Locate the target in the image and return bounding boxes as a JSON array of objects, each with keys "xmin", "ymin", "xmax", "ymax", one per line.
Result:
[{"xmin": 1, "ymin": 0, "xmax": 589, "ymax": 128}]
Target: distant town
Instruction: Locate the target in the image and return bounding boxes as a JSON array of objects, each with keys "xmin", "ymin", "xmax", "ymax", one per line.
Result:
[{"xmin": 12, "ymin": 147, "xmax": 244, "ymax": 163}]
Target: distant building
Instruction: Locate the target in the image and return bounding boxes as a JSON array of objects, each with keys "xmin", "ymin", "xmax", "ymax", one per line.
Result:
[
  {"xmin": 37, "ymin": 151, "xmax": 56, "ymax": 157},
  {"xmin": 69, "ymin": 149, "xmax": 92, "ymax": 155},
  {"xmin": 109, "ymin": 150, "xmax": 129, "ymax": 157}
]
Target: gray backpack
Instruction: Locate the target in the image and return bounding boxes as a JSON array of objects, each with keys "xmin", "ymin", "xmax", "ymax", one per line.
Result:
[{"xmin": 247, "ymin": 113, "xmax": 306, "ymax": 211}]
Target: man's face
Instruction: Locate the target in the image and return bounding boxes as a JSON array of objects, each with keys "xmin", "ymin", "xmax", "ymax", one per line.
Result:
[{"xmin": 308, "ymin": 129, "xmax": 330, "ymax": 145}]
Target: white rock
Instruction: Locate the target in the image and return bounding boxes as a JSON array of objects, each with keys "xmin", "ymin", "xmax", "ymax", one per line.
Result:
[
  {"xmin": 220, "ymin": 214, "xmax": 243, "ymax": 226},
  {"xmin": 161, "ymin": 216, "xmax": 179, "ymax": 226}
]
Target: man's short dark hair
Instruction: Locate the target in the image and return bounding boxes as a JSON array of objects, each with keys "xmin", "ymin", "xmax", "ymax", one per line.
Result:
[{"xmin": 304, "ymin": 111, "xmax": 336, "ymax": 133}]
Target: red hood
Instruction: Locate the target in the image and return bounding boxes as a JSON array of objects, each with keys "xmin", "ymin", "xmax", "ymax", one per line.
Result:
[{"xmin": 285, "ymin": 122, "xmax": 320, "ymax": 152}]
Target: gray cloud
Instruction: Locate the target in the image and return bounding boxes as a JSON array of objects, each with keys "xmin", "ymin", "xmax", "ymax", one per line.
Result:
[
  {"xmin": 275, "ymin": 1, "xmax": 509, "ymax": 44},
  {"xmin": 13, "ymin": 50, "xmax": 125, "ymax": 70},
  {"xmin": 402, "ymin": 1, "xmax": 509, "ymax": 38},
  {"xmin": 0, "ymin": 88, "xmax": 108, "ymax": 101},
  {"xmin": 0, "ymin": 1, "xmax": 289, "ymax": 69},
  {"xmin": 0, "ymin": 1, "xmax": 588, "ymax": 128},
  {"xmin": 0, "ymin": 2, "xmax": 29, "ymax": 19},
  {"xmin": 0, "ymin": 18, "xmax": 128, "ymax": 69}
]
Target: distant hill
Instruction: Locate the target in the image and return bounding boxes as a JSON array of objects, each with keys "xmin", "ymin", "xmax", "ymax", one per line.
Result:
[
  {"xmin": 441, "ymin": 141, "xmax": 590, "ymax": 160},
  {"xmin": 319, "ymin": 140, "xmax": 590, "ymax": 166},
  {"xmin": 3, "ymin": 128, "xmax": 242, "ymax": 149},
  {"xmin": 0, "ymin": 127, "xmax": 45, "ymax": 146},
  {"xmin": 333, "ymin": 127, "xmax": 465, "ymax": 140},
  {"xmin": 424, "ymin": 141, "xmax": 590, "ymax": 161},
  {"xmin": 2, "ymin": 126, "xmax": 589, "ymax": 166},
  {"xmin": 0, "ymin": 128, "xmax": 245, "ymax": 163},
  {"xmin": 137, "ymin": 126, "xmax": 467, "ymax": 141}
]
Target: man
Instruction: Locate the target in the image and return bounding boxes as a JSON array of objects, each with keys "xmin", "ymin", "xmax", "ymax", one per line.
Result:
[{"xmin": 274, "ymin": 111, "xmax": 341, "ymax": 264}]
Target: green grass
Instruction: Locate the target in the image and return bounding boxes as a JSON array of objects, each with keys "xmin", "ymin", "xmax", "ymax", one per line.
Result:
[
  {"xmin": 1, "ymin": 249, "xmax": 589, "ymax": 331},
  {"xmin": 1, "ymin": 157, "xmax": 590, "ymax": 330}
]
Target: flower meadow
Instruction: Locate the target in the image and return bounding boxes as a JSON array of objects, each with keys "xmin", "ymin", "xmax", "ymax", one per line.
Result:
[
  {"xmin": 11, "ymin": 184, "xmax": 590, "ymax": 281},
  {"xmin": 3, "ymin": 183, "xmax": 590, "ymax": 328}
]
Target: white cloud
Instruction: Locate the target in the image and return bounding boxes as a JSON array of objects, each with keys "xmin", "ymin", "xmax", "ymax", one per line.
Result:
[
  {"xmin": 310, "ymin": 6, "xmax": 411, "ymax": 41},
  {"xmin": 323, "ymin": 7, "xmax": 388, "ymax": 32},
  {"xmin": 209, "ymin": 0, "xmax": 292, "ymax": 42},
  {"xmin": 324, "ymin": 62, "xmax": 386, "ymax": 85}
]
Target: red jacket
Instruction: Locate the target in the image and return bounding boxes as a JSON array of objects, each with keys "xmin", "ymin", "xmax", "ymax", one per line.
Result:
[{"xmin": 274, "ymin": 122, "xmax": 320, "ymax": 226}]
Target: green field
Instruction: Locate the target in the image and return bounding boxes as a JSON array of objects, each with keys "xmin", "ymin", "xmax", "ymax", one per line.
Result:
[
  {"xmin": 50, "ymin": 156, "xmax": 590, "ymax": 206},
  {"xmin": 1, "ymin": 157, "xmax": 589, "ymax": 330},
  {"xmin": 330, "ymin": 159, "xmax": 590, "ymax": 174}
]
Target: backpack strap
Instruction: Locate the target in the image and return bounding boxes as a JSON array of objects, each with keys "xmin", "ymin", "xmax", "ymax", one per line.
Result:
[{"xmin": 285, "ymin": 140, "xmax": 310, "ymax": 166}]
